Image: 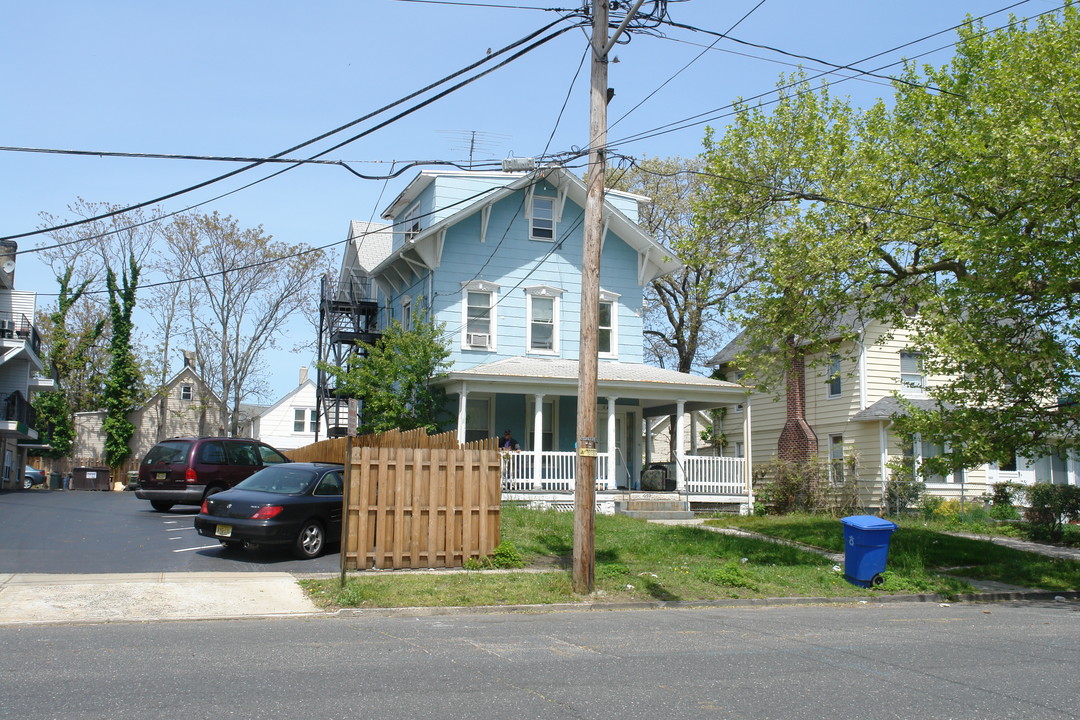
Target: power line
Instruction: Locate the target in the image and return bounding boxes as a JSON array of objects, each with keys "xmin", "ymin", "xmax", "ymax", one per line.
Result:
[
  {"xmin": 3, "ymin": 16, "xmax": 578, "ymax": 244},
  {"xmin": 606, "ymin": 1, "xmax": 1059, "ymax": 150}
]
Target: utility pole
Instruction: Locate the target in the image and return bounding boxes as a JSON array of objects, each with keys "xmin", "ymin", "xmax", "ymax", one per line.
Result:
[{"xmin": 574, "ymin": 0, "xmax": 644, "ymax": 594}]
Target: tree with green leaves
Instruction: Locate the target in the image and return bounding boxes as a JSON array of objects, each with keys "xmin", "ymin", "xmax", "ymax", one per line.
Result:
[
  {"xmin": 102, "ymin": 255, "xmax": 141, "ymax": 470},
  {"xmin": 32, "ymin": 268, "xmax": 106, "ymax": 459},
  {"xmin": 319, "ymin": 305, "xmax": 451, "ymax": 435},
  {"xmin": 608, "ymin": 156, "xmax": 752, "ymax": 373},
  {"xmin": 699, "ymin": 5, "xmax": 1080, "ymax": 473}
]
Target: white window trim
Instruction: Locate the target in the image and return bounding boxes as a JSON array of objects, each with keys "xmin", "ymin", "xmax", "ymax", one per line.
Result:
[
  {"xmin": 180, "ymin": 384, "xmax": 193, "ymax": 401},
  {"xmin": 461, "ymin": 281, "xmax": 499, "ymax": 352},
  {"xmin": 598, "ymin": 289, "xmax": 620, "ymax": 359},
  {"xmin": 826, "ymin": 355, "xmax": 842, "ymax": 399},
  {"xmin": 464, "ymin": 394, "xmax": 495, "ymax": 443},
  {"xmin": 401, "ymin": 296, "xmax": 412, "ymax": 331},
  {"xmin": 403, "ymin": 203, "xmax": 421, "ymax": 242},
  {"xmin": 529, "ymin": 194, "xmax": 556, "ymax": 242},
  {"xmin": 525, "ymin": 285, "xmax": 563, "ymax": 355},
  {"xmin": 293, "ymin": 408, "xmax": 306, "ymax": 433},
  {"xmin": 899, "ymin": 350, "xmax": 926, "ymax": 397}
]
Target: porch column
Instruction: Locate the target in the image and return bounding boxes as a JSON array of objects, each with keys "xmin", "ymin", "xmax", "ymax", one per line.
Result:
[
  {"xmin": 743, "ymin": 395, "xmax": 754, "ymax": 512},
  {"xmin": 690, "ymin": 411, "xmax": 698, "ymax": 456},
  {"xmin": 533, "ymin": 394, "xmax": 545, "ymax": 484},
  {"xmin": 675, "ymin": 400, "xmax": 686, "ymax": 492},
  {"xmin": 456, "ymin": 384, "xmax": 468, "ymax": 444},
  {"xmin": 606, "ymin": 396, "xmax": 617, "ymax": 489}
]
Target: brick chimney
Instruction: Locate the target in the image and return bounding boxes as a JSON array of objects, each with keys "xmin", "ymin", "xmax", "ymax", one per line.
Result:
[{"xmin": 777, "ymin": 348, "xmax": 818, "ymax": 462}]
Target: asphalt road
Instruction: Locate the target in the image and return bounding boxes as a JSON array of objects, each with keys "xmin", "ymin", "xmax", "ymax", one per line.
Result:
[
  {"xmin": 0, "ymin": 488, "xmax": 341, "ymax": 574},
  {"xmin": 3, "ymin": 601, "xmax": 1079, "ymax": 719}
]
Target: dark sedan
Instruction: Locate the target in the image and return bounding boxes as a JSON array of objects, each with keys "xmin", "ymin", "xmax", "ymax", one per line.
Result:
[{"xmin": 194, "ymin": 463, "xmax": 344, "ymax": 559}]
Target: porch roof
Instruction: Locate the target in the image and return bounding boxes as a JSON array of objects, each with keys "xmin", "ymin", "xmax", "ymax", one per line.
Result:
[
  {"xmin": 440, "ymin": 357, "xmax": 747, "ymax": 416},
  {"xmin": 850, "ymin": 396, "xmax": 946, "ymax": 422}
]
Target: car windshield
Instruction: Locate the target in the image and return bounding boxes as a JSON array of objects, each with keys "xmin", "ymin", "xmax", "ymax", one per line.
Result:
[
  {"xmin": 235, "ymin": 466, "xmax": 319, "ymax": 495},
  {"xmin": 142, "ymin": 441, "xmax": 192, "ymax": 465}
]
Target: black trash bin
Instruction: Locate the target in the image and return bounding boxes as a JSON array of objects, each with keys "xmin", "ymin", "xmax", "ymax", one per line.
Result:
[
  {"xmin": 841, "ymin": 515, "xmax": 898, "ymax": 587},
  {"xmin": 48, "ymin": 472, "xmax": 62, "ymax": 490}
]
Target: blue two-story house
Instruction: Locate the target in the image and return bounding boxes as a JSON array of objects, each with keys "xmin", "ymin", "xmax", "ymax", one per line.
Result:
[{"xmin": 337, "ymin": 166, "xmax": 752, "ymax": 509}]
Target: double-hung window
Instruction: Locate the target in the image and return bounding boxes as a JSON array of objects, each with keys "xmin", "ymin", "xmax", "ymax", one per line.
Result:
[
  {"xmin": 900, "ymin": 351, "xmax": 925, "ymax": 393},
  {"xmin": 598, "ymin": 290, "xmax": 619, "ymax": 357},
  {"xmin": 525, "ymin": 286, "xmax": 562, "ymax": 354},
  {"xmin": 180, "ymin": 384, "xmax": 193, "ymax": 401},
  {"xmin": 826, "ymin": 354, "xmax": 842, "ymax": 398},
  {"xmin": 530, "ymin": 196, "xmax": 555, "ymax": 241},
  {"xmin": 829, "ymin": 434, "xmax": 845, "ymax": 483},
  {"xmin": 462, "ymin": 281, "xmax": 497, "ymax": 350}
]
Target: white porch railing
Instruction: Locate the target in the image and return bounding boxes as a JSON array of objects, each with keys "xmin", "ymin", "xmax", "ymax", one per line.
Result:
[
  {"xmin": 501, "ymin": 451, "xmax": 746, "ymax": 495},
  {"xmin": 501, "ymin": 451, "xmax": 613, "ymax": 492},
  {"xmin": 683, "ymin": 455, "xmax": 747, "ymax": 495}
]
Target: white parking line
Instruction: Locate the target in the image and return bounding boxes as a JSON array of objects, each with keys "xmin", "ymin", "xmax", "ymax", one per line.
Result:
[
  {"xmin": 172, "ymin": 544, "xmax": 222, "ymax": 553},
  {"xmin": 162, "ymin": 526, "xmax": 196, "ymax": 531}
]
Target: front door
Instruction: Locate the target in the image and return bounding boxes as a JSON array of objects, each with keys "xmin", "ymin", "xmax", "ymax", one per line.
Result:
[{"xmin": 597, "ymin": 410, "xmax": 637, "ymax": 489}]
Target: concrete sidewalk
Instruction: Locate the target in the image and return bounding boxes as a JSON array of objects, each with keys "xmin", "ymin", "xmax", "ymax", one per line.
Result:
[{"xmin": 0, "ymin": 572, "xmax": 320, "ymax": 625}]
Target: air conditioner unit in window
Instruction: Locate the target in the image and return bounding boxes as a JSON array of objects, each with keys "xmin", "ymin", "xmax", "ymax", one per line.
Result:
[{"xmin": 466, "ymin": 332, "xmax": 490, "ymax": 348}]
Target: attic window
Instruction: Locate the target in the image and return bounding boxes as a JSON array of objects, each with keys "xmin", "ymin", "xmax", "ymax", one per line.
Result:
[
  {"xmin": 403, "ymin": 204, "xmax": 421, "ymax": 242},
  {"xmin": 180, "ymin": 385, "xmax": 192, "ymax": 401},
  {"xmin": 530, "ymin": 196, "xmax": 555, "ymax": 241}
]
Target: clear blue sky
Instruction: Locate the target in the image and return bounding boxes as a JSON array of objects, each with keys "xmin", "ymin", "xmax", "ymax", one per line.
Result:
[{"xmin": 0, "ymin": 0, "xmax": 1048, "ymax": 401}]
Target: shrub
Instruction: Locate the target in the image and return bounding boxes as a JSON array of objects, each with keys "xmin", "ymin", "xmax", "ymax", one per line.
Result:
[
  {"xmin": 884, "ymin": 470, "xmax": 924, "ymax": 516},
  {"xmin": 463, "ymin": 541, "xmax": 525, "ymax": 570},
  {"xmin": 1024, "ymin": 483, "xmax": 1080, "ymax": 541},
  {"xmin": 988, "ymin": 482, "xmax": 1022, "ymax": 521},
  {"xmin": 920, "ymin": 495, "xmax": 944, "ymax": 521}
]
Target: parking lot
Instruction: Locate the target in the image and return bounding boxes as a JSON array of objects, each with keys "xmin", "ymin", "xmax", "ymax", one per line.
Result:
[{"xmin": 0, "ymin": 488, "xmax": 341, "ymax": 574}]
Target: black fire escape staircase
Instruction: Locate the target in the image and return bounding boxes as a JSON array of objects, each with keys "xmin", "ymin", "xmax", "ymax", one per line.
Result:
[{"xmin": 316, "ymin": 273, "xmax": 381, "ymax": 438}]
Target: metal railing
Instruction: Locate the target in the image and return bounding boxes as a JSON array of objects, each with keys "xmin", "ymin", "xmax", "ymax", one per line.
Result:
[
  {"xmin": 0, "ymin": 311, "xmax": 41, "ymax": 356},
  {"xmin": 3, "ymin": 390, "xmax": 36, "ymax": 428}
]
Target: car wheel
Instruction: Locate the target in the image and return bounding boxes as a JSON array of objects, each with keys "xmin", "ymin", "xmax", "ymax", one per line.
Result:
[
  {"xmin": 22, "ymin": 476, "xmax": 33, "ymax": 490},
  {"xmin": 150, "ymin": 500, "xmax": 175, "ymax": 512},
  {"xmin": 204, "ymin": 486, "xmax": 224, "ymax": 500},
  {"xmin": 219, "ymin": 540, "xmax": 244, "ymax": 551},
  {"xmin": 293, "ymin": 521, "xmax": 325, "ymax": 559}
]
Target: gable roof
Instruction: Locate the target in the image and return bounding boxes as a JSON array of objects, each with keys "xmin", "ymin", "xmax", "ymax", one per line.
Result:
[
  {"xmin": 709, "ymin": 306, "xmax": 878, "ymax": 367},
  {"xmin": 371, "ymin": 167, "xmax": 680, "ymax": 296}
]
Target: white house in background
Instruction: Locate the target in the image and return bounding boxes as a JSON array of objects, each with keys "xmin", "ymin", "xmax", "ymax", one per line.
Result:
[
  {"xmin": 0, "ymin": 241, "xmax": 48, "ymax": 489},
  {"xmin": 710, "ymin": 317, "xmax": 1079, "ymax": 509},
  {"xmin": 245, "ymin": 368, "xmax": 323, "ymax": 452}
]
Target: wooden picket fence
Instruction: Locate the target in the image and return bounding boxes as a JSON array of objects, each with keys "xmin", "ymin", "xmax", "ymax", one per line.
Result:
[{"xmin": 290, "ymin": 429, "xmax": 501, "ymax": 570}]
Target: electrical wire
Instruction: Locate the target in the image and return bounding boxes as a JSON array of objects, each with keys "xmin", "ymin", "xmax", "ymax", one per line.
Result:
[
  {"xmin": 606, "ymin": 1, "xmax": 1061, "ymax": 150},
  {"xmin": 3, "ymin": 16, "xmax": 578, "ymax": 244}
]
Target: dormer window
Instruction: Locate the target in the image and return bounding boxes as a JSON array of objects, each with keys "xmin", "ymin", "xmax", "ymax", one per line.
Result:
[{"xmin": 530, "ymin": 196, "xmax": 555, "ymax": 241}]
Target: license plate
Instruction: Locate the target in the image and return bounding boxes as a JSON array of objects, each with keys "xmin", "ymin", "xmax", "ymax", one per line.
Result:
[
  {"xmin": 156, "ymin": 472, "xmax": 168, "ymax": 480},
  {"xmin": 215, "ymin": 525, "xmax": 233, "ymax": 538}
]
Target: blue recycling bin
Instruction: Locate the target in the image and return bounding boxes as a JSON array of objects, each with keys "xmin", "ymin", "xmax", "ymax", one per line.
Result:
[{"xmin": 841, "ymin": 515, "xmax": 898, "ymax": 588}]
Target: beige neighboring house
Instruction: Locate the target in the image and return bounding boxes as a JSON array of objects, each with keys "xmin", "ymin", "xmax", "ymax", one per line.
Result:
[
  {"xmin": 74, "ymin": 360, "xmax": 218, "ymax": 468},
  {"xmin": 709, "ymin": 317, "xmax": 1079, "ymax": 510}
]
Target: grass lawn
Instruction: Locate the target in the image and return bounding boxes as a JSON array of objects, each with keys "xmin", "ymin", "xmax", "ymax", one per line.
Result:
[
  {"xmin": 297, "ymin": 506, "xmax": 1078, "ymax": 610},
  {"xmin": 708, "ymin": 514, "xmax": 1080, "ymax": 593}
]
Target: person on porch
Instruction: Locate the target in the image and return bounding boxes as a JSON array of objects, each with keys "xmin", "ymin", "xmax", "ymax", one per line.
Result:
[{"xmin": 500, "ymin": 429, "xmax": 520, "ymax": 451}]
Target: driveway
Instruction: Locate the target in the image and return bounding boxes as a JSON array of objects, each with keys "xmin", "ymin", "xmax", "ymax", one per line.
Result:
[{"xmin": 0, "ymin": 488, "xmax": 342, "ymax": 574}]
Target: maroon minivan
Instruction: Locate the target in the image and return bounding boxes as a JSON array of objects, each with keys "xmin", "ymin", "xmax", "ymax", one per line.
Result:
[{"xmin": 135, "ymin": 437, "xmax": 290, "ymax": 512}]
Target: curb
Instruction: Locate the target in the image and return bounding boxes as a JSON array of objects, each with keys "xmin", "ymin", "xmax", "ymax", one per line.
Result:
[{"xmin": 323, "ymin": 588, "xmax": 1080, "ymax": 619}]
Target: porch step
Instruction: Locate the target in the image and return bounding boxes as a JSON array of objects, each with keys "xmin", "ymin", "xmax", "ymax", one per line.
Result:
[
  {"xmin": 616, "ymin": 493, "xmax": 693, "ymax": 521},
  {"xmin": 621, "ymin": 509, "xmax": 696, "ymax": 521}
]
